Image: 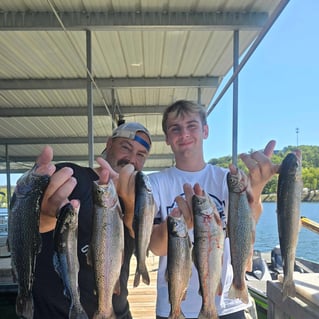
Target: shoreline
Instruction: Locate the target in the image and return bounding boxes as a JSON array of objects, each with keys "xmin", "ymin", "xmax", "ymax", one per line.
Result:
[{"xmin": 261, "ymin": 193, "xmax": 319, "ymax": 202}]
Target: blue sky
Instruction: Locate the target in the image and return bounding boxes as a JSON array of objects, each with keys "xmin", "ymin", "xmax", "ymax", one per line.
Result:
[
  {"xmin": 1, "ymin": 0, "xmax": 318, "ymax": 186},
  {"xmin": 204, "ymin": 0, "xmax": 319, "ymax": 161}
]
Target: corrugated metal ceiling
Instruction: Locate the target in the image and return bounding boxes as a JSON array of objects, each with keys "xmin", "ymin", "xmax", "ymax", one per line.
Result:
[{"xmin": 0, "ymin": 0, "xmax": 288, "ymax": 173}]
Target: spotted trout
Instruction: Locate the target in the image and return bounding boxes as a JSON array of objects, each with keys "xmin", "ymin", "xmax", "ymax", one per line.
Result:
[
  {"xmin": 53, "ymin": 202, "xmax": 88, "ymax": 319},
  {"xmin": 133, "ymin": 171, "xmax": 156, "ymax": 287},
  {"xmin": 227, "ymin": 169, "xmax": 255, "ymax": 304},
  {"xmin": 88, "ymin": 180, "xmax": 124, "ymax": 319},
  {"xmin": 277, "ymin": 151, "xmax": 302, "ymax": 300},
  {"xmin": 167, "ymin": 213, "xmax": 192, "ymax": 319},
  {"xmin": 192, "ymin": 187, "xmax": 225, "ymax": 319},
  {"xmin": 7, "ymin": 165, "xmax": 50, "ymax": 319}
]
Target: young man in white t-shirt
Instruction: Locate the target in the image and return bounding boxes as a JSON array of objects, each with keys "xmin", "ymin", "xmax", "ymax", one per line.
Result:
[{"xmin": 148, "ymin": 100, "xmax": 278, "ymax": 319}]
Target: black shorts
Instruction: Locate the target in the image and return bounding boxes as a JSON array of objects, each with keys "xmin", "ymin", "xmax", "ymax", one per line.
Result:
[{"xmin": 156, "ymin": 310, "xmax": 245, "ymax": 319}]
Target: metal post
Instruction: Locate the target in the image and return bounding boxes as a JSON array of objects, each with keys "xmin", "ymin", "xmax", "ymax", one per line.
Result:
[
  {"xmin": 87, "ymin": 30, "xmax": 94, "ymax": 167},
  {"xmin": 5, "ymin": 144, "xmax": 11, "ymax": 207},
  {"xmin": 232, "ymin": 30, "xmax": 239, "ymax": 166}
]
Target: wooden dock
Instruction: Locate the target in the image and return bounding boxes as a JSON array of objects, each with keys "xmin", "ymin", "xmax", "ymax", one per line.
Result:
[
  {"xmin": 0, "ymin": 245, "xmax": 158, "ymax": 318},
  {"xmin": 267, "ymin": 277, "xmax": 319, "ymax": 319},
  {"xmin": 128, "ymin": 253, "xmax": 158, "ymax": 318}
]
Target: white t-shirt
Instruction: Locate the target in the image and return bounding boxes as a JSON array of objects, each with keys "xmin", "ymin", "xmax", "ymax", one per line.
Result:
[{"xmin": 148, "ymin": 164, "xmax": 251, "ymax": 317}]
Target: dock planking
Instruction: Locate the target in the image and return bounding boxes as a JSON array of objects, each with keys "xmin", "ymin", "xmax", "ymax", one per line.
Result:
[
  {"xmin": 0, "ymin": 245, "xmax": 159, "ymax": 319},
  {"xmin": 128, "ymin": 253, "xmax": 158, "ymax": 318}
]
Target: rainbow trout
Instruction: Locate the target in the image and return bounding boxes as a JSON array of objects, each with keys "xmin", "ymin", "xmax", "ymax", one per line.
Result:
[
  {"xmin": 277, "ymin": 151, "xmax": 302, "ymax": 300},
  {"xmin": 192, "ymin": 190, "xmax": 225, "ymax": 319},
  {"xmin": 167, "ymin": 214, "xmax": 192, "ymax": 319},
  {"xmin": 133, "ymin": 171, "xmax": 156, "ymax": 287},
  {"xmin": 53, "ymin": 203, "xmax": 88, "ymax": 319},
  {"xmin": 8, "ymin": 165, "xmax": 50, "ymax": 319},
  {"xmin": 227, "ymin": 169, "xmax": 255, "ymax": 304},
  {"xmin": 88, "ymin": 180, "xmax": 124, "ymax": 319}
]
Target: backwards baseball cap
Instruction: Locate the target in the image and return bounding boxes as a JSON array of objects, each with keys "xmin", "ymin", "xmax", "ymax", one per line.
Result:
[{"xmin": 111, "ymin": 122, "xmax": 151, "ymax": 151}]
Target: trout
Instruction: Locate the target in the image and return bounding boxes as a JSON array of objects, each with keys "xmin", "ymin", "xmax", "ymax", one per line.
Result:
[
  {"xmin": 277, "ymin": 151, "xmax": 302, "ymax": 300},
  {"xmin": 53, "ymin": 203, "xmax": 88, "ymax": 319},
  {"xmin": 167, "ymin": 213, "xmax": 192, "ymax": 319},
  {"xmin": 227, "ymin": 169, "xmax": 255, "ymax": 304},
  {"xmin": 88, "ymin": 180, "xmax": 124, "ymax": 319},
  {"xmin": 8, "ymin": 165, "xmax": 50, "ymax": 319},
  {"xmin": 133, "ymin": 171, "xmax": 156, "ymax": 287},
  {"xmin": 192, "ymin": 188, "xmax": 225, "ymax": 319}
]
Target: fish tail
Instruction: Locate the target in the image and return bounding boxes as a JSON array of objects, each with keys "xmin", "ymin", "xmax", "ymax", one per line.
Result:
[
  {"xmin": 69, "ymin": 305, "xmax": 89, "ymax": 319},
  {"xmin": 228, "ymin": 283, "xmax": 249, "ymax": 304},
  {"xmin": 282, "ymin": 279, "xmax": 296, "ymax": 300},
  {"xmin": 133, "ymin": 270, "xmax": 140, "ymax": 287},
  {"xmin": 16, "ymin": 293, "xmax": 33, "ymax": 319},
  {"xmin": 93, "ymin": 310, "xmax": 116, "ymax": 319},
  {"xmin": 198, "ymin": 308, "xmax": 218, "ymax": 319},
  {"xmin": 168, "ymin": 309, "xmax": 186, "ymax": 319},
  {"xmin": 133, "ymin": 264, "xmax": 150, "ymax": 287},
  {"xmin": 141, "ymin": 266, "xmax": 150, "ymax": 286}
]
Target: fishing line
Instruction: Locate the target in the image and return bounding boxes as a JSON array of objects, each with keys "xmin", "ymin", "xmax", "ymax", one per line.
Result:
[{"xmin": 46, "ymin": 0, "xmax": 121, "ymax": 129}]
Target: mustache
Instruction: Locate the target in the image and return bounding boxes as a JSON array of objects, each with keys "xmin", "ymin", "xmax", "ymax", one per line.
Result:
[{"xmin": 117, "ymin": 159, "xmax": 131, "ymax": 167}]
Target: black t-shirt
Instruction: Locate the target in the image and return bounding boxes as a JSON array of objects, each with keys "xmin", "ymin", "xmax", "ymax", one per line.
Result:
[{"xmin": 32, "ymin": 162, "xmax": 134, "ymax": 319}]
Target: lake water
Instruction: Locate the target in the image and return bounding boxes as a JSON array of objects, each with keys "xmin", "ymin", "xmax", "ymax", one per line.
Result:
[{"xmin": 255, "ymin": 202, "xmax": 319, "ymax": 263}]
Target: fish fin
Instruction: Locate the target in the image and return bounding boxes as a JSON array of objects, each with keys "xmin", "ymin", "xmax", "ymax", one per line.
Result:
[
  {"xmin": 53, "ymin": 253, "xmax": 62, "ymax": 276},
  {"xmin": 93, "ymin": 310, "xmax": 116, "ymax": 319},
  {"xmin": 182, "ymin": 289, "xmax": 188, "ymax": 301},
  {"xmin": 198, "ymin": 308, "xmax": 218, "ymax": 319},
  {"xmin": 282, "ymin": 280, "xmax": 296, "ymax": 300},
  {"xmin": 228, "ymin": 283, "xmax": 249, "ymax": 304},
  {"xmin": 217, "ymin": 280, "xmax": 223, "ymax": 296},
  {"xmin": 16, "ymin": 292, "xmax": 34, "ymax": 319},
  {"xmin": 70, "ymin": 306, "xmax": 89, "ymax": 319},
  {"xmin": 141, "ymin": 267, "xmax": 150, "ymax": 286},
  {"xmin": 133, "ymin": 270, "xmax": 140, "ymax": 287},
  {"xmin": 165, "ymin": 268, "xmax": 168, "ymax": 282},
  {"xmin": 114, "ymin": 278, "xmax": 121, "ymax": 296},
  {"xmin": 36, "ymin": 232, "xmax": 42, "ymax": 254},
  {"xmin": 213, "ymin": 210, "xmax": 222, "ymax": 225},
  {"xmin": 128, "ymin": 228, "xmax": 135, "ymax": 238},
  {"xmin": 134, "ymin": 264, "xmax": 150, "ymax": 287},
  {"xmin": 86, "ymin": 248, "xmax": 93, "ymax": 267}
]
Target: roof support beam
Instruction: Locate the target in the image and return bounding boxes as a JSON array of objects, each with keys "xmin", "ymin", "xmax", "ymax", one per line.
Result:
[
  {"xmin": 0, "ymin": 165, "xmax": 168, "ymax": 173},
  {"xmin": 0, "ymin": 153, "xmax": 173, "ymax": 162},
  {"xmin": 0, "ymin": 11, "xmax": 268, "ymax": 31},
  {"xmin": 0, "ymin": 76, "xmax": 219, "ymax": 90},
  {"xmin": 0, "ymin": 135, "xmax": 164, "ymax": 144},
  {"xmin": 0, "ymin": 106, "xmax": 167, "ymax": 117},
  {"xmin": 0, "ymin": 106, "xmax": 166, "ymax": 117}
]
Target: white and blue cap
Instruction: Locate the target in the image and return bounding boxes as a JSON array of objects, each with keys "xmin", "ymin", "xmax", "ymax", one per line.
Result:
[{"xmin": 111, "ymin": 122, "xmax": 151, "ymax": 152}]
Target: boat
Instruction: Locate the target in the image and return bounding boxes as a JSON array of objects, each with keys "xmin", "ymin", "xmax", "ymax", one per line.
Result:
[{"xmin": 246, "ymin": 218, "xmax": 319, "ymax": 319}]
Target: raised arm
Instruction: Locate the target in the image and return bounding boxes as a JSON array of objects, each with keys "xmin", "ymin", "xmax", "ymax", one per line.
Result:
[{"xmin": 237, "ymin": 140, "xmax": 280, "ymax": 222}]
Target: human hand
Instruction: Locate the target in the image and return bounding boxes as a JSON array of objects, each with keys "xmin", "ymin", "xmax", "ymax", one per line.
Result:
[
  {"xmin": 36, "ymin": 146, "xmax": 77, "ymax": 232},
  {"xmin": 117, "ymin": 164, "xmax": 136, "ymax": 237},
  {"xmin": 174, "ymin": 183, "xmax": 195, "ymax": 229},
  {"xmin": 95, "ymin": 156, "xmax": 119, "ymax": 185},
  {"xmin": 237, "ymin": 140, "xmax": 280, "ymax": 220}
]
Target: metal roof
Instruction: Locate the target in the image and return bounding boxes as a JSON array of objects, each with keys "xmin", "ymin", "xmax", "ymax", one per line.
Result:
[{"xmin": 0, "ymin": 0, "xmax": 289, "ymax": 174}]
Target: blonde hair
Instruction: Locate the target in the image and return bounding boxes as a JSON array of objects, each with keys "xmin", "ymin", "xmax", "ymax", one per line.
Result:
[{"xmin": 162, "ymin": 100, "xmax": 207, "ymax": 135}]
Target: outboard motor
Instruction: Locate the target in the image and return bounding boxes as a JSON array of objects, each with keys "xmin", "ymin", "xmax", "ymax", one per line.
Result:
[
  {"xmin": 246, "ymin": 250, "xmax": 272, "ymax": 281},
  {"xmin": 271, "ymin": 245, "xmax": 283, "ymax": 274}
]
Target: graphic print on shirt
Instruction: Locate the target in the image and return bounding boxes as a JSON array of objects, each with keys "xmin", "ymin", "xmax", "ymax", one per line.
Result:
[{"xmin": 165, "ymin": 192, "xmax": 226, "ymax": 230}]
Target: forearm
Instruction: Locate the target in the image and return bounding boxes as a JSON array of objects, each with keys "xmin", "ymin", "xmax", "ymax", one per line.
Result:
[
  {"xmin": 149, "ymin": 220, "xmax": 168, "ymax": 256},
  {"xmin": 250, "ymin": 194, "xmax": 263, "ymax": 223}
]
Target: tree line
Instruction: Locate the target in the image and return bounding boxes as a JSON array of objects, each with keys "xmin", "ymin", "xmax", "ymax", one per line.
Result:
[
  {"xmin": 209, "ymin": 145, "xmax": 319, "ymax": 194},
  {"xmin": 1, "ymin": 145, "xmax": 318, "ymax": 207}
]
